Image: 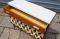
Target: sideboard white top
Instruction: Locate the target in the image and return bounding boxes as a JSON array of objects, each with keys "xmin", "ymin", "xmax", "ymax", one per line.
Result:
[{"xmin": 8, "ymin": 0, "xmax": 56, "ymax": 24}]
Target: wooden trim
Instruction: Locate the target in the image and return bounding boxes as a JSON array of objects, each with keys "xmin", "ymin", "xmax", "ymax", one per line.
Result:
[{"xmin": 4, "ymin": 5, "xmax": 48, "ymax": 33}]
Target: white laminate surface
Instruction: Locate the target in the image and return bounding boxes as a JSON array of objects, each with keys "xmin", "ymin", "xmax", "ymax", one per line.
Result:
[{"xmin": 8, "ymin": 0, "xmax": 56, "ymax": 24}]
